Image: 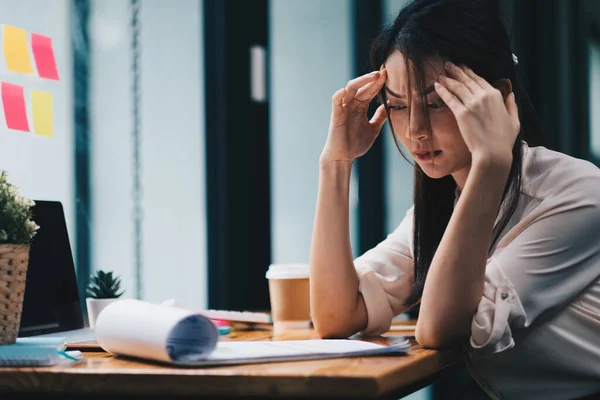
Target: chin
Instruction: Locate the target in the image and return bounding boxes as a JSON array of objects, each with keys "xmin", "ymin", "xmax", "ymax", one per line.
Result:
[{"xmin": 419, "ymin": 165, "xmax": 451, "ymax": 179}]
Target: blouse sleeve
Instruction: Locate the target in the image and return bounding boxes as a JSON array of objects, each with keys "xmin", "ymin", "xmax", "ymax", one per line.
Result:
[
  {"xmin": 353, "ymin": 207, "xmax": 415, "ymax": 336},
  {"xmin": 470, "ymin": 187, "xmax": 600, "ymax": 354}
]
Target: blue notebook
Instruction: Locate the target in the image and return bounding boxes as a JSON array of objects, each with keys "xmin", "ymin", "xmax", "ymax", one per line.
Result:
[{"xmin": 0, "ymin": 337, "xmax": 74, "ymax": 366}]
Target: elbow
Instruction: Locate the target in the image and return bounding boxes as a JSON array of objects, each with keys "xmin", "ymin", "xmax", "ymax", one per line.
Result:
[
  {"xmin": 312, "ymin": 310, "xmax": 361, "ymax": 339},
  {"xmin": 312, "ymin": 319, "xmax": 356, "ymax": 339},
  {"xmin": 415, "ymin": 322, "xmax": 442, "ymax": 349},
  {"xmin": 415, "ymin": 321, "xmax": 453, "ymax": 350},
  {"xmin": 314, "ymin": 326, "xmax": 351, "ymax": 339},
  {"xmin": 415, "ymin": 320, "xmax": 469, "ymax": 350}
]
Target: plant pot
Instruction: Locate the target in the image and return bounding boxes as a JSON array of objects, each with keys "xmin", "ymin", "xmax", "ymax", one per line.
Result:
[
  {"xmin": 0, "ymin": 244, "xmax": 30, "ymax": 345},
  {"xmin": 86, "ymin": 298, "xmax": 122, "ymax": 328}
]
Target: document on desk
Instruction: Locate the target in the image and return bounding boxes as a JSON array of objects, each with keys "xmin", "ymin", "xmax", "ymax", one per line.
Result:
[{"xmin": 94, "ymin": 299, "xmax": 410, "ymax": 367}]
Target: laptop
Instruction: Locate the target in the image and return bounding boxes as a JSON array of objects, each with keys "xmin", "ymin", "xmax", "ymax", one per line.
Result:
[{"xmin": 17, "ymin": 200, "xmax": 98, "ymax": 347}]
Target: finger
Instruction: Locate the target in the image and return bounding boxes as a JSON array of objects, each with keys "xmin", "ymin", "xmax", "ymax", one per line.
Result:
[
  {"xmin": 438, "ymin": 75, "xmax": 472, "ymax": 106},
  {"xmin": 331, "ymin": 88, "xmax": 347, "ymax": 118},
  {"xmin": 461, "ymin": 66, "xmax": 490, "ymax": 89},
  {"xmin": 369, "ymin": 103, "xmax": 388, "ymax": 131},
  {"xmin": 355, "ymin": 69, "xmax": 387, "ymax": 102},
  {"xmin": 505, "ymin": 92, "xmax": 519, "ymax": 127},
  {"xmin": 344, "ymin": 71, "xmax": 381, "ymax": 103},
  {"xmin": 444, "ymin": 62, "xmax": 480, "ymax": 93},
  {"xmin": 434, "ymin": 81, "xmax": 467, "ymax": 117}
]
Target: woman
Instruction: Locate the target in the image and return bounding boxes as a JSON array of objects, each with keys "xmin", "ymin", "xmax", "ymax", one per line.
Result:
[{"xmin": 309, "ymin": 0, "xmax": 600, "ymax": 399}]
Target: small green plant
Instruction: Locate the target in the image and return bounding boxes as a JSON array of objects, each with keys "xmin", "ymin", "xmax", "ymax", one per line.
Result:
[
  {"xmin": 0, "ymin": 170, "xmax": 39, "ymax": 245},
  {"xmin": 86, "ymin": 270, "xmax": 124, "ymax": 299}
]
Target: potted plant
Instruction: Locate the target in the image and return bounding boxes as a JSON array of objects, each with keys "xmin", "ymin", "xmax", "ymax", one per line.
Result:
[
  {"xmin": 85, "ymin": 270, "xmax": 125, "ymax": 328},
  {"xmin": 0, "ymin": 170, "xmax": 39, "ymax": 344}
]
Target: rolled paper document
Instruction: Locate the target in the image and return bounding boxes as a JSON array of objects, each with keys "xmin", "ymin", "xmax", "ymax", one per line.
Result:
[{"xmin": 95, "ymin": 299, "xmax": 219, "ymax": 364}]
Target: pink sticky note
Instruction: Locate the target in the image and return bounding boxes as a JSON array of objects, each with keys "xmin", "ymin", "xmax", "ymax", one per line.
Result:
[
  {"xmin": 31, "ymin": 33, "xmax": 60, "ymax": 80},
  {"xmin": 1, "ymin": 82, "xmax": 30, "ymax": 132}
]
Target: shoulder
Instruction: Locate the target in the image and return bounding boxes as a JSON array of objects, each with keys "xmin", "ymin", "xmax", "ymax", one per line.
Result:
[{"xmin": 521, "ymin": 143, "xmax": 600, "ymax": 207}]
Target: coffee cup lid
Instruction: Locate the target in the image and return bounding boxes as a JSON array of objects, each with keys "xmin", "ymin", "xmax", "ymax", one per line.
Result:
[{"xmin": 265, "ymin": 264, "xmax": 310, "ymax": 279}]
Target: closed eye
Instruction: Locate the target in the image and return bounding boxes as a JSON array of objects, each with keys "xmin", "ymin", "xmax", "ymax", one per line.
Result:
[{"xmin": 388, "ymin": 105, "xmax": 407, "ymax": 111}]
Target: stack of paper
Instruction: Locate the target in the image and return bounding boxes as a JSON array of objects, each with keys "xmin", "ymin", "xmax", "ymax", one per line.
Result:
[{"xmin": 94, "ymin": 299, "xmax": 411, "ymax": 367}]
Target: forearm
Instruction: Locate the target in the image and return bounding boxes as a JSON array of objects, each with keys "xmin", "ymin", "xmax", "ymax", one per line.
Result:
[
  {"xmin": 310, "ymin": 158, "xmax": 367, "ymax": 338},
  {"xmin": 417, "ymin": 157, "xmax": 511, "ymax": 347}
]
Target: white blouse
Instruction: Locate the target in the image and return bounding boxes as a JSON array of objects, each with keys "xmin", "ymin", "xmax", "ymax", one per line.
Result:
[{"xmin": 353, "ymin": 142, "xmax": 600, "ymax": 400}]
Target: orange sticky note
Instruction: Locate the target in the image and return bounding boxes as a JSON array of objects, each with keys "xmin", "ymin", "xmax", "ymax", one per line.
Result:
[
  {"xmin": 3, "ymin": 25, "xmax": 34, "ymax": 74},
  {"xmin": 31, "ymin": 89, "xmax": 54, "ymax": 137},
  {"xmin": 31, "ymin": 33, "xmax": 59, "ymax": 80},
  {"xmin": 1, "ymin": 82, "xmax": 30, "ymax": 132}
]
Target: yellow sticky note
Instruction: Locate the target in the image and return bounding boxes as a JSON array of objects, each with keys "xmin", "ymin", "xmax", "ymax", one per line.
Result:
[
  {"xmin": 3, "ymin": 25, "xmax": 34, "ymax": 74},
  {"xmin": 31, "ymin": 90, "xmax": 54, "ymax": 137}
]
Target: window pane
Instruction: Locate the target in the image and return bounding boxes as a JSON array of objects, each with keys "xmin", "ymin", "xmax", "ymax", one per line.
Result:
[
  {"xmin": 270, "ymin": 0, "xmax": 359, "ymax": 262},
  {"xmin": 89, "ymin": 0, "xmax": 207, "ymax": 307}
]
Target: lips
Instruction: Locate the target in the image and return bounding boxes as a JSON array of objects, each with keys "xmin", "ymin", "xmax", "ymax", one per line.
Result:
[
  {"xmin": 414, "ymin": 150, "xmax": 442, "ymax": 161},
  {"xmin": 414, "ymin": 150, "xmax": 442, "ymax": 156}
]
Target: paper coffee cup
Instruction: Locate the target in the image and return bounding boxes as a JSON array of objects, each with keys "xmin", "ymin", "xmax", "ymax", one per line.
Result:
[{"xmin": 265, "ymin": 264, "xmax": 311, "ymax": 330}]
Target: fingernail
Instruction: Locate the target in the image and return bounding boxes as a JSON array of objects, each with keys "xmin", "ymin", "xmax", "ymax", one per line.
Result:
[
  {"xmin": 434, "ymin": 82, "xmax": 442, "ymax": 89},
  {"xmin": 445, "ymin": 61, "xmax": 454, "ymax": 69}
]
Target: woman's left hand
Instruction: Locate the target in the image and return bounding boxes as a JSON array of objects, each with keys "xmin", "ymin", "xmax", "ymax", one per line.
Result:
[{"xmin": 434, "ymin": 61, "xmax": 520, "ymax": 168}]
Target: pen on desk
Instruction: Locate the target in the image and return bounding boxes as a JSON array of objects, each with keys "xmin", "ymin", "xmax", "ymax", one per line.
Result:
[
  {"xmin": 60, "ymin": 350, "xmax": 83, "ymax": 361},
  {"xmin": 218, "ymin": 325, "xmax": 231, "ymax": 335}
]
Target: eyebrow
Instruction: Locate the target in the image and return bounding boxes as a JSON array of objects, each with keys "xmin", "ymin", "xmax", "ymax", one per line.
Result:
[{"xmin": 385, "ymin": 85, "xmax": 436, "ymax": 99}]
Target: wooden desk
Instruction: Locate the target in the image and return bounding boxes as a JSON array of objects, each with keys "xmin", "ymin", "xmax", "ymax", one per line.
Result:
[{"xmin": 0, "ymin": 321, "xmax": 463, "ymax": 399}]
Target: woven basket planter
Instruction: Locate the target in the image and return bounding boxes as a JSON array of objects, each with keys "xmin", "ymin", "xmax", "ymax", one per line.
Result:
[{"xmin": 0, "ymin": 244, "xmax": 30, "ymax": 345}]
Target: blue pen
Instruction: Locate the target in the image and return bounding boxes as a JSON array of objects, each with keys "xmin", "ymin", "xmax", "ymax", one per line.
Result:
[{"xmin": 218, "ymin": 326, "xmax": 231, "ymax": 335}]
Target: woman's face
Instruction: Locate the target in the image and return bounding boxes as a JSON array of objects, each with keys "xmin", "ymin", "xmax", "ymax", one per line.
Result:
[{"xmin": 384, "ymin": 50, "xmax": 471, "ymax": 181}]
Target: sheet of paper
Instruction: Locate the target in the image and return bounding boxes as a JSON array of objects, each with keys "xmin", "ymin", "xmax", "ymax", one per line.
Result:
[
  {"xmin": 210, "ymin": 340, "xmax": 392, "ymax": 359},
  {"xmin": 3, "ymin": 25, "xmax": 33, "ymax": 74},
  {"xmin": 31, "ymin": 33, "xmax": 60, "ymax": 80},
  {"xmin": 94, "ymin": 299, "xmax": 219, "ymax": 363},
  {"xmin": 174, "ymin": 339, "xmax": 410, "ymax": 366},
  {"xmin": 1, "ymin": 82, "xmax": 30, "ymax": 131},
  {"xmin": 31, "ymin": 89, "xmax": 54, "ymax": 137}
]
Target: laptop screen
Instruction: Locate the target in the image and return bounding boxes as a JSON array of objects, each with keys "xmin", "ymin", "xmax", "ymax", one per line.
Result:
[{"xmin": 18, "ymin": 200, "xmax": 84, "ymax": 337}]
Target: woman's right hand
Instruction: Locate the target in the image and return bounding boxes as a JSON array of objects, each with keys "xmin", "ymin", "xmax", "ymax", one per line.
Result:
[{"xmin": 321, "ymin": 68, "xmax": 388, "ymax": 163}]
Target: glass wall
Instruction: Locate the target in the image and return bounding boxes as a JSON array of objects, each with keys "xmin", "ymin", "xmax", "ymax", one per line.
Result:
[
  {"xmin": 0, "ymin": 0, "xmax": 208, "ymax": 310},
  {"xmin": 88, "ymin": 0, "xmax": 207, "ymax": 308},
  {"xmin": 269, "ymin": 0, "xmax": 360, "ymax": 263}
]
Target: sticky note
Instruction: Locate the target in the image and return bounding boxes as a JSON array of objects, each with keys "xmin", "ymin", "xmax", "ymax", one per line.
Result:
[
  {"xmin": 3, "ymin": 25, "xmax": 33, "ymax": 74},
  {"xmin": 31, "ymin": 89, "xmax": 53, "ymax": 137},
  {"xmin": 1, "ymin": 82, "xmax": 30, "ymax": 132},
  {"xmin": 31, "ymin": 33, "xmax": 59, "ymax": 80}
]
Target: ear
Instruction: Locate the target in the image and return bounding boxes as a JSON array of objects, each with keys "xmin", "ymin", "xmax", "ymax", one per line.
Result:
[{"xmin": 493, "ymin": 78, "xmax": 513, "ymax": 100}]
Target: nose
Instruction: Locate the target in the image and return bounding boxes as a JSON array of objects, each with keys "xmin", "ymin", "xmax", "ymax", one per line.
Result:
[{"xmin": 405, "ymin": 106, "xmax": 429, "ymax": 141}]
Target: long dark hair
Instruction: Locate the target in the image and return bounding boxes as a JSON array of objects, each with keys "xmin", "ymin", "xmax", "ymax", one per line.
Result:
[{"xmin": 369, "ymin": 0, "xmax": 546, "ymax": 307}]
